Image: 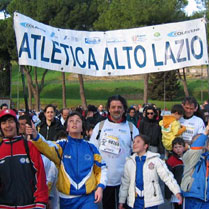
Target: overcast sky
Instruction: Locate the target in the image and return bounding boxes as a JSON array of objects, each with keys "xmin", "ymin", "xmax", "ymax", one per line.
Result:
[{"xmin": 184, "ymin": 0, "xmax": 205, "ymax": 16}]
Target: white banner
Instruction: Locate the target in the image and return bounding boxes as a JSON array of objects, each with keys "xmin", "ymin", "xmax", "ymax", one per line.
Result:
[{"xmin": 13, "ymin": 12, "xmax": 208, "ymax": 77}]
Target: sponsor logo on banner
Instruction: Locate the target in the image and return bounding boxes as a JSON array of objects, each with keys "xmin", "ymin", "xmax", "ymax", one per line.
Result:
[
  {"xmin": 154, "ymin": 32, "xmax": 161, "ymax": 37},
  {"xmin": 50, "ymin": 32, "xmax": 58, "ymax": 39},
  {"xmin": 132, "ymin": 35, "xmax": 146, "ymax": 42},
  {"xmin": 20, "ymin": 22, "xmax": 46, "ymax": 33},
  {"xmin": 106, "ymin": 38, "xmax": 126, "ymax": 44},
  {"xmin": 63, "ymin": 36, "xmax": 80, "ymax": 42},
  {"xmin": 85, "ymin": 37, "xmax": 101, "ymax": 44},
  {"xmin": 153, "ymin": 32, "xmax": 161, "ymax": 41},
  {"xmin": 167, "ymin": 28, "xmax": 200, "ymax": 37}
]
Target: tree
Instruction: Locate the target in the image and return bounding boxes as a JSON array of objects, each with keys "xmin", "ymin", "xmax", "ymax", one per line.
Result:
[
  {"xmin": 50, "ymin": 0, "xmax": 102, "ymax": 109},
  {"xmin": 23, "ymin": 66, "xmax": 48, "ymax": 111},
  {"xmin": 94, "ymin": 0, "xmax": 187, "ymax": 102},
  {"xmin": 148, "ymin": 71, "xmax": 180, "ymax": 101},
  {"xmin": 177, "ymin": 68, "xmax": 189, "ymax": 97},
  {"xmin": 0, "ymin": 1, "xmax": 14, "ymax": 100}
]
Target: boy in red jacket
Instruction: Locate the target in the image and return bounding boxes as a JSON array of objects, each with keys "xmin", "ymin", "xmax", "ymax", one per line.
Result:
[{"xmin": 0, "ymin": 109, "xmax": 48, "ymax": 208}]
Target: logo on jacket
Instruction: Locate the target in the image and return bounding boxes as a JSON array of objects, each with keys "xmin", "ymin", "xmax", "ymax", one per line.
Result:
[
  {"xmin": 64, "ymin": 155, "xmax": 71, "ymax": 159},
  {"xmin": 148, "ymin": 162, "xmax": 155, "ymax": 170},
  {"xmin": 20, "ymin": 157, "xmax": 30, "ymax": 164},
  {"xmin": 84, "ymin": 154, "xmax": 92, "ymax": 161}
]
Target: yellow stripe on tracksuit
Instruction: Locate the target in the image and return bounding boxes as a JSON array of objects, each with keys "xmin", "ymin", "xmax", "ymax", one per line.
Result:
[
  {"xmin": 32, "ymin": 136, "xmax": 72, "ymax": 194},
  {"xmin": 32, "ymin": 135, "xmax": 107, "ymax": 196}
]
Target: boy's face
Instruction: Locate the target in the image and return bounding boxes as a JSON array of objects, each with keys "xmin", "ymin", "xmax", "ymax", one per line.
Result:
[
  {"xmin": 173, "ymin": 144, "xmax": 185, "ymax": 156},
  {"xmin": 133, "ymin": 136, "xmax": 148, "ymax": 154},
  {"xmin": 174, "ymin": 113, "xmax": 183, "ymax": 120},
  {"xmin": 19, "ymin": 119, "xmax": 27, "ymax": 134},
  {"xmin": 0, "ymin": 117, "xmax": 17, "ymax": 138},
  {"xmin": 66, "ymin": 115, "xmax": 83, "ymax": 135}
]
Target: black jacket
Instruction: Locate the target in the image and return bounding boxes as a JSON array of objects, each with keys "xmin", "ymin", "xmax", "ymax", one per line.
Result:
[
  {"xmin": 37, "ymin": 117, "xmax": 64, "ymax": 141},
  {"xmin": 139, "ymin": 117, "xmax": 163, "ymax": 153}
]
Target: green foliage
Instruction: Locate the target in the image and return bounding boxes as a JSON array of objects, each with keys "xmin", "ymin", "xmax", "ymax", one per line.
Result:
[
  {"xmin": 11, "ymin": 67, "xmax": 209, "ymax": 110},
  {"xmin": 94, "ymin": 0, "xmax": 188, "ymax": 30},
  {"xmin": 148, "ymin": 71, "xmax": 180, "ymax": 101}
]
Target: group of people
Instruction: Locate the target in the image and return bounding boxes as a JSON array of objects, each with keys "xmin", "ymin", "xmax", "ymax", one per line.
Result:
[{"xmin": 0, "ymin": 95, "xmax": 209, "ymax": 209}]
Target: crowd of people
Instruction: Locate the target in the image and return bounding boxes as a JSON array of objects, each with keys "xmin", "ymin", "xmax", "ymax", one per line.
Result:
[{"xmin": 1, "ymin": 95, "xmax": 209, "ymax": 209}]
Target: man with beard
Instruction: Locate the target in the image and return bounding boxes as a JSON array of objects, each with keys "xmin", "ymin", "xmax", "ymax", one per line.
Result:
[{"xmin": 90, "ymin": 95, "xmax": 139, "ymax": 209}]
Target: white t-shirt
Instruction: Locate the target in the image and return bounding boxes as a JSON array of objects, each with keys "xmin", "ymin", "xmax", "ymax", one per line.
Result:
[
  {"xmin": 90, "ymin": 119, "xmax": 139, "ymax": 186},
  {"xmin": 179, "ymin": 115, "xmax": 205, "ymax": 143}
]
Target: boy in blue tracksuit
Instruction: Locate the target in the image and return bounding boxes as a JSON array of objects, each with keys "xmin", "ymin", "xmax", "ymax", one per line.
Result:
[
  {"xmin": 26, "ymin": 111, "xmax": 107, "ymax": 209},
  {"xmin": 181, "ymin": 124, "xmax": 209, "ymax": 209}
]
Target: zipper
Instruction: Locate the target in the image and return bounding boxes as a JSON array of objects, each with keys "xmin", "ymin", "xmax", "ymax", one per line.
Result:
[
  {"xmin": 76, "ymin": 139, "xmax": 79, "ymax": 190},
  {"xmin": 10, "ymin": 139, "xmax": 17, "ymax": 205},
  {"xmin": 46, "ymin": 126, "xmax": 49, "ymax": 140},
  {"xmin": 152, "ymin": 180, "xmax": 157, "ymax": 196}
]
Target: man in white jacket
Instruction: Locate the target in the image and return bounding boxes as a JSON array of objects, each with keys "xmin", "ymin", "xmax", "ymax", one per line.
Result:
[{"xmin": 119, "ymin": 135, "xmax": 182, "ymax": 209}]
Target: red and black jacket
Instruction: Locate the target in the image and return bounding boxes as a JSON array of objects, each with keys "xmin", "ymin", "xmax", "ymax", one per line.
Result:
[
  {"xmin": 0, "ymin": 136, "xmax": 48, "ymax": 208},
  {"xmin": 165, "ymin": 152, "xmax": 184, "ymax": 199}
]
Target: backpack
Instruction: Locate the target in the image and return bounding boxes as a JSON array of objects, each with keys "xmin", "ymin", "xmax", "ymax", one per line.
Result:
[{"xmin": 96, "ymin": 120, "xmax": 134, "ymax": 141}]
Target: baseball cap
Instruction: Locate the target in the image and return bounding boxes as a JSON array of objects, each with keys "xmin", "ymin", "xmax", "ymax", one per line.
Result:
[{"xmin": 0, "ymin": 109, "xmax": 17, "ymax": 120}]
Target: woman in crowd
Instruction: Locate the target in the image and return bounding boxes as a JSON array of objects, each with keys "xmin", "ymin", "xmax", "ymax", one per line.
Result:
[{"xmin": 37, "ymin": 104, "xmax": 64, "ymax": 141}]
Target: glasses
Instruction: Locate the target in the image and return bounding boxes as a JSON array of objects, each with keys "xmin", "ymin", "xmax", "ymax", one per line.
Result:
[{"xmin": 147, "ymin": 112, "xmax": 154, "ymax": 115}]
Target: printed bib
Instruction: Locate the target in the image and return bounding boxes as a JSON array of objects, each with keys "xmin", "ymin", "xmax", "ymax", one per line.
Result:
[{"xmin": 100, "ymin": 133, "xmax": 120, "ymax": 155}]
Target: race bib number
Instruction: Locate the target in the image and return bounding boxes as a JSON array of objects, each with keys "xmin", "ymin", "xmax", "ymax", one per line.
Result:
[
  {"xmin": 100, "ymin": 133, "xmax": 120, "ymax": 155},
  {"xmin": 181, "ymin": 126, "xmax": 194, "ymax": 141}
]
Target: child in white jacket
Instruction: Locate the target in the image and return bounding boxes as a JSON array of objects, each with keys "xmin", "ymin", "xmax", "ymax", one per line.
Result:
[{"xmin": 118, "ymin": 134, "xmax": 182, "ymax": 209}]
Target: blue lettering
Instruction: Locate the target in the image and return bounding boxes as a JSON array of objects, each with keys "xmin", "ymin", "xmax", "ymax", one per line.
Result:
[
  {"xmin": 70, "ymin": 46, "xmax": 76, "ymax": 67},
  {"xmin": 51, "ymin": 41, "xmax": 61, "ymax": 64},
  {"xmin": 175, "ymin": 39, "xmax": 186, "ymax": 62},
  {"xmin": 19, "ymin": 32, "xmax": 31, "ymax": 58},
  {"xmin": 114, "ymin": 48, "xmax": 125, "ymax": 70},
  {"xmin": 60, "ymin": 43, "xmax": 69, "ymax": 65},
  {"xmin": 31, "ymin": 34, "xmax": 41, "ymax": 60},
  {"xmin": 103, "ymin": 48, "xmax": 115, "ymax": 70},
  {"xmin": 152, "ymin": 44, "xmax": 163, "ymax": 66},
  {"xmin": 75, "ymin": 47, "xmax": 86, "ymax": 68},
  {"xmin": 191, "ymin": 36, "xmax": 203, "ymax": 59},
  {"xmin": 165, "ymin": 41, "xmax": 176, "ymax": 65},
  {"xmin": 41, "ymin": 36, "xmax": 49, "ymax": 62},
  {"xmin": 186, "ymin": 38, "xmax": 191, "ymax": 61},
  {"xmin": 134, "ymin": 45, "xmax": 146, "ymax": 68},
  {"xmin": 88, "ymin": 48, "xmax": 98, "ymax": 70},
  {"xmin": 123, "ymin": 47, "xmax": 132, "ymax": 69}
]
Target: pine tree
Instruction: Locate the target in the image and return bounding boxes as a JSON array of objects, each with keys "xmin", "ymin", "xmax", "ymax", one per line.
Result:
[{"xmin": 148, "ymin": 70, "xmax": 180, "ymax": 101}]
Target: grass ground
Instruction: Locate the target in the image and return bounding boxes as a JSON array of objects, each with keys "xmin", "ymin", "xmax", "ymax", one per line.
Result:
[{"xmin": 11, "ymin": 66, "xmax": 209, "ymax": 110}]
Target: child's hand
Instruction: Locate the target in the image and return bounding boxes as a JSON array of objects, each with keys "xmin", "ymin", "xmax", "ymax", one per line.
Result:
[
  {"xmin": 176, "ymin": 193, "xmax": 183, "ymax": 205},
  {"xmin": 118, "ymin": 203, "xmax": 125, "ymax": 209},
  {"xmin": 94, "ymin": 187, "xmax": 103, "ymax": 203},
  {"xmin": 205, "ymin": 121, "xmax": 209, "ymax": 135},
  {"xmin": 25, "ymin": 122, "xmax": 38, "ymax": 139}
]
